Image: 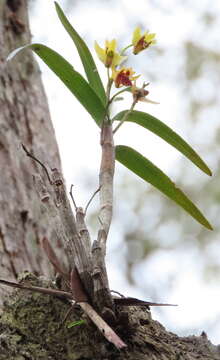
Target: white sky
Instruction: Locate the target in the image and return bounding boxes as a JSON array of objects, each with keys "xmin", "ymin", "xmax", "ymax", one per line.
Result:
[{"xmin": 29, "ymin": 0, "xmax": 220, "ymax": 344}]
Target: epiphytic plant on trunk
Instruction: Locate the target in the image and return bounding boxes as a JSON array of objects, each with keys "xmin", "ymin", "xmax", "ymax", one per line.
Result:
[{"xmin": 3, "ymin": 1, "xmax": 212, "ymax": 349}]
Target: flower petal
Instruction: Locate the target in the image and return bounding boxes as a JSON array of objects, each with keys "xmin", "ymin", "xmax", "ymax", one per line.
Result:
[
  {"xmin": 141, "ymin": 97, "xmax": 159, "ymax": 104},
  {"xmin": 94, "ymin": 41, "xmax": 105, "ymax": 63},
  {"xmin": 112, "ymin": 53, "xmax": 127, "ymax": 67},
  {"xmin": 145, "ymin": 32, "xmax": 156, "ymax": 43},
  {"xmin": 106, "ymin": 39, "xmax": 117, "ymax": 51},
  {"xmin": 132, "ymin": 27, "xmax": 142, "ymax": 45}
]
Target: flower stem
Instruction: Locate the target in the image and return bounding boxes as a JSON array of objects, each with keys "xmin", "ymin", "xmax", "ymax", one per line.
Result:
[
  {"xmin": 113, "ymin": 99, "xmax": 137, "ymax": 134},
  {"xmin": 109, "ymin": 86, "xmax": 131, "ymax": 106},
  {"xmin": 103, "ymin": 68, "xmax": 113, "ymax": 124},
  {"xmin": 120, "ymin": 43, "xmax": 133, "ymax": 55}
]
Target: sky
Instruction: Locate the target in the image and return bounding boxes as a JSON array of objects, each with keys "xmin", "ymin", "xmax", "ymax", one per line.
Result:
[{"xmin": 29, "ymin": 0, "xmax": 220, "ymax": 344}]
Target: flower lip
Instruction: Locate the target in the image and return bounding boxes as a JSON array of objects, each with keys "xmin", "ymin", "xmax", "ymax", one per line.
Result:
[
  {"xmin": 112, "ymin": 67, "xmax": 140, "ymax": 88},
  {"xmin": 132, "ymin": 27, "xmax": 156, "ymax": 54},
  {"xmin": 132, "ymin": 82, "xmax": 159, "ymax": 104}
]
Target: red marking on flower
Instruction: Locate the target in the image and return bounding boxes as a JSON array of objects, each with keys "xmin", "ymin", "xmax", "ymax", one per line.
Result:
[
  {"xmin": 114, "ymin": 68, "xmax": 136, "ymax": 88},
  {"xmin": 116, "ymin": 70, "xmax": 132, "ymax": 87},
  {"xmin": 134, "ymin": 36, "xmax": 151, "ymax": 54}
]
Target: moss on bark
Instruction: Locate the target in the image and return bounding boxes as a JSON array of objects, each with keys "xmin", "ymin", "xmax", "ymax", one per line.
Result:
[{"xmin": 0, "ymin": 273, "xmax": 219, "ymax": 360}]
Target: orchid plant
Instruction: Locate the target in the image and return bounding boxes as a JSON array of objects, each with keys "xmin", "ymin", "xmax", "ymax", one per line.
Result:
[
  {"xmin": 6, "ymin": 1, "xmax": 213, "ymax": 348},
  {"xmin": 8, "ymin": 2, "xmax": 213, "ymax": 233}
]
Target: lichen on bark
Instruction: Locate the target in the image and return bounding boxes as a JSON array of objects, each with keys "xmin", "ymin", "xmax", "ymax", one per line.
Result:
[{"xmin": 0, "ymin": 273, "xmax": 220, "ymax": 360}]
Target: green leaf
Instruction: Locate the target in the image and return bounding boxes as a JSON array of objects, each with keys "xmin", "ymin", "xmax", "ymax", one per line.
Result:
[
  {"xmin": 8, "ymin": 44, "xmax": 105, "ymax": 126},
  {"xmin": 113, "ymin": 110, "xmax": 212, "ymax": 176},
  {"xmin": 115, "ymin": 145, "xmax": 213, "ymax": 230},
  {"xmin": 54, "ymin": 1, "xmax": 106, "ymax": 106},
  {"xmin": 67, "ymin": 320, "xmax": 85, "ymax": 328}
]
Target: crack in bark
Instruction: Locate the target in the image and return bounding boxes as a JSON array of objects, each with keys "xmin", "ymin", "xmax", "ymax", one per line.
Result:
[
  {"xmin": 0, "ymin": 226, "xmax": 17, "ymax": 278},
  {"xmin": 22, "ymin": 104, "xmax": 33, "ymax": 144}
]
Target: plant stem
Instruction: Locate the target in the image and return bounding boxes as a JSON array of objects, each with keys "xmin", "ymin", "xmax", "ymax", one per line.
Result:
[
  {"xmin": 120, "ymin": 43, "xmax": 133, "ymax": 55},
  {"xmin": 113, "ymin": 99, "xmax": 137, "ymax": 134},
  {"xmin": 91, "ymin": 69, "xmax": 116, "ymax": 313},
  {"xmin": 109, "ymin": 86, "xmax": 131, "ymax": 106},
  {"xmin": 104, "ymin": 68, "xmax": 113, "ymax": 124}
]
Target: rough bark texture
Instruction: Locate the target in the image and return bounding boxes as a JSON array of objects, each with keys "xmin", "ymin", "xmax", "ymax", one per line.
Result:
[
  {"xmin": 0, "ymin": 1, "xmax": 219, "ymax": 359},
  {"xmin": 0, "ymin": 274, "xmax": 220, "ymax": 360},
  {"xmin": 0, "ymin": 0, "xmax": 67, "ymax": 292}
]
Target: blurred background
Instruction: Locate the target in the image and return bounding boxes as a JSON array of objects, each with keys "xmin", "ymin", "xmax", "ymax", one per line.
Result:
[{"xmin": 29, "ymin": 0, "xmax": 220, "ymax": 344}]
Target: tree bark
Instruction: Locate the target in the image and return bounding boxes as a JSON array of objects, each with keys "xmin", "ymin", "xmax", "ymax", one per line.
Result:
[
  {"xmin": 0, "ymin": 0, "xmax": 68, "ymax": 292},
  {"xmin": 0, "ymin": 1, "xmax": 219, "ymax": 359},
  {"xmin": 0, "ymin": 274, "xmax": 220, "ymax": 360}
]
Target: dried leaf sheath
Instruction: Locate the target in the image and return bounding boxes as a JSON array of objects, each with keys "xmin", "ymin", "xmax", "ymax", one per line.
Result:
[
  {"xmin": 33, "ymin": 171, "xmax": 93, "ymax": 300},
  {"xmin": 76, "ymin": 207, "xmax": 91, "ymax": 256}
]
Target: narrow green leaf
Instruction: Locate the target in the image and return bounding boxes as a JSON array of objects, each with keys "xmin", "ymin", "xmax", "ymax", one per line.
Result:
[
  {"xmin": 54, "ymin": 1, "xmax": 106, "ymax": 106},
  {"xmin": 113, "ymin": 110, "xmax": 212, "ymax": 176},
  {"xmin": 67, "ymin": 320, "xmax": 85, "ymax": 328},
  {"xmin": 115, "ymin": 145, "xmax": 213, "ymax": 230},
  {"xmin": 8, "ymin": 44, "xmax": 105, "ymax": 126}
]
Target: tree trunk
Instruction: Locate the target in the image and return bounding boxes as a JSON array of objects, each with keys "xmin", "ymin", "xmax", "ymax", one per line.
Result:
[
  {"xmin": 0, "ymin": 1, "xmax": 219, "ymax": 359},
  {"xmin": 0, "ymin": 0, "xmax": 68, "ymax": 292},
  {"xmin": 0, "ymin": 274, "xmax": 219, "ymax": 360}
]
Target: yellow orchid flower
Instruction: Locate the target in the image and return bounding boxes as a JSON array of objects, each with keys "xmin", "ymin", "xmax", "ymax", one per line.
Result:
[
  {"xmin": 94, "ymin": 39, "xmax": 126, "ymax": 68},
  {"xmin": 132, "ymin": 27, "xmax": 156, "ymax": 55},
  {"xmin": 132, "ymin": 82, "xmax": 159, "ymax": 104},
  {"xmin": 112, "ymin": 67, "xmax": 140, "ymax": 88}
]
